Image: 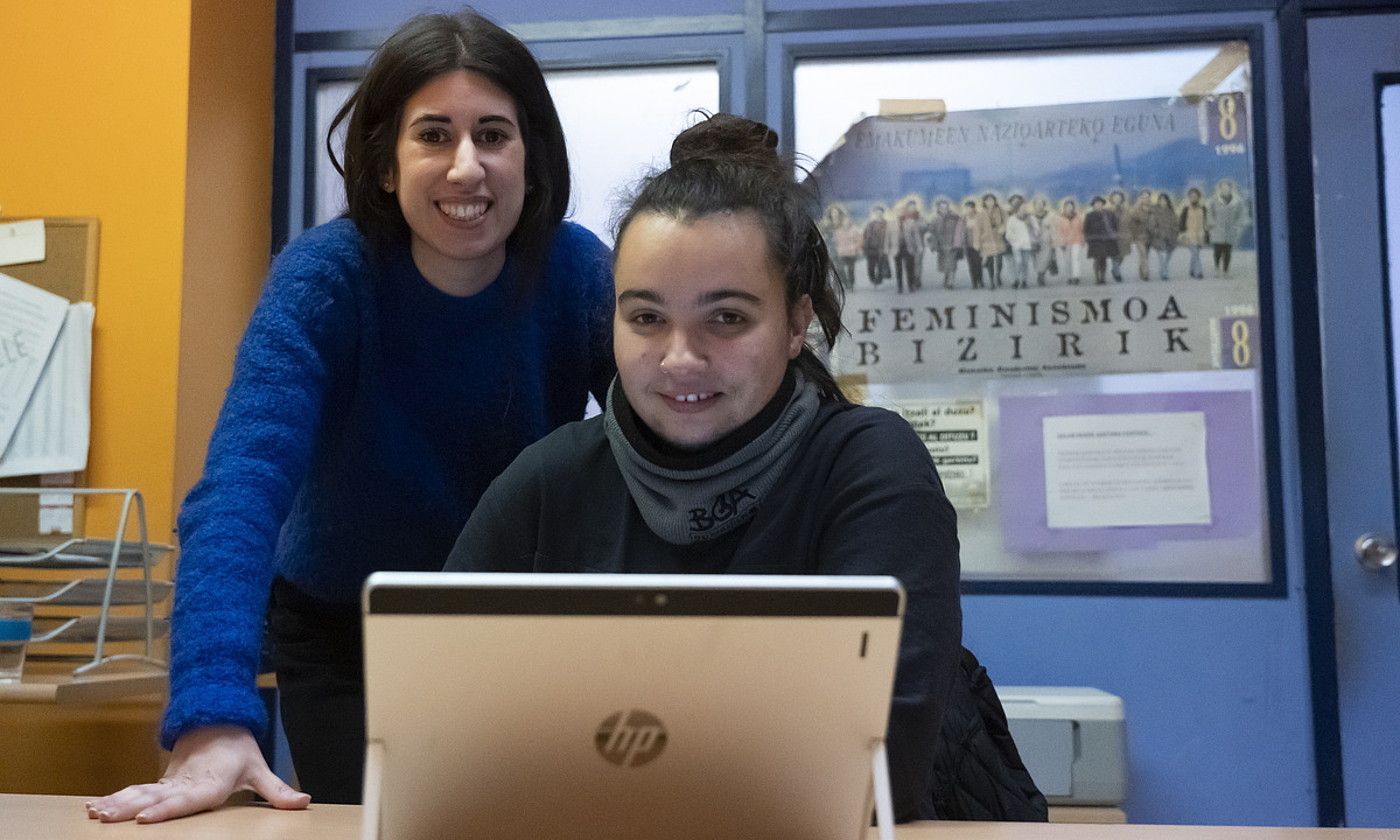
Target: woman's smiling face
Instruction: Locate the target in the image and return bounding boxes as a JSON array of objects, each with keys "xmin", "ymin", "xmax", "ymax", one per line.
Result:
[
  {"xmin": 388, "ymin": 69, "xmax": 526, "ymax": 295},
  {"xmin": 612, "ymin": 211, "xmax": 812, "ymax": 450}
]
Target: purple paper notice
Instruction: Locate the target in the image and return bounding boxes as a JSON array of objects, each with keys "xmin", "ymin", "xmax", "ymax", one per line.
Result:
[{"xmin": 998, "ymin": 391, "xmax": 1260, "ymax": 553}]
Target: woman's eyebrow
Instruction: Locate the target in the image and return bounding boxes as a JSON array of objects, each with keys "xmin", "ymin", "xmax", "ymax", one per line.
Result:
[
  {"xmin": 618, "ymin": 289, "xmax": 663, "ymax": 305},
  {"xmin": 697, "ymin": 289, "xmax": 762, "ymax": 305},
  {"xmin": 405, "ymin": 113, "xmax": 518, "ymax": 128},
  {"xmin": 617, "ymin": 289, "xmax": 763, "ymax": 306}
]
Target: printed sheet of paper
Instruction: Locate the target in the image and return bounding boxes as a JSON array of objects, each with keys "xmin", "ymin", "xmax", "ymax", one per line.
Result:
[
  {"xmin": 36, "ymin": 473, "xmax": 77, "ymax": 535},
  {"xmin": 889, "ymin": 398, "xmax": 990, "ymax": 510},
  {"xmin": 1042, "ymin": 411, "xmax": 1211, "ymax": 528},
  {"xmin": 0, "ymin": 303, "xmax": 94, "ymax": 477},
  {"xmin": 0, "ymin": 220, "xmax": 46, "ymax": 267},
  {"xmin": 0, "ymin": 272, "xmax": 69, "ymax": 456}
]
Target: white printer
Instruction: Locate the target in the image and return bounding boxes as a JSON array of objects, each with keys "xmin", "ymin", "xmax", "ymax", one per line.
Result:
[{"xmin": 995, "ymin": 686, "xmax": 1126, "ymax": 806}]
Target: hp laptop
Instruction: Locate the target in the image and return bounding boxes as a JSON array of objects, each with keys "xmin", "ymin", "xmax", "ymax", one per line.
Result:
[{"xmin": 360, "ymin": 572, "xmax": 904, "ymax": 840}]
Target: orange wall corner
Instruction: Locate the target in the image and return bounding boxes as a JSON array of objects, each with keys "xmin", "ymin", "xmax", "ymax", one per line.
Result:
[{"xmin": 2, "ymin": 4, "xmax": 195, "ymax": 540}]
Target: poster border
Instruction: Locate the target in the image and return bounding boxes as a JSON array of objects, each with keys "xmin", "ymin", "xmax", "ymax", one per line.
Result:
[{"xmin": 784, "ymin": 24, "xmax": 1287, "ymax": 598}]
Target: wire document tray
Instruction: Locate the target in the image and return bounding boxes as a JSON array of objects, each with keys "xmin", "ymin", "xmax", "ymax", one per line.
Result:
[{"xmin": 0, "ymin": 488, "xmax": 170, "ymax": 676}]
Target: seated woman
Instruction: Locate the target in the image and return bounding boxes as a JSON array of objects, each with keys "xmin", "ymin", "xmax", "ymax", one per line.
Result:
[{"xmin": 446, "ymin": 114, "xmax": 1042, "ymax": 822}]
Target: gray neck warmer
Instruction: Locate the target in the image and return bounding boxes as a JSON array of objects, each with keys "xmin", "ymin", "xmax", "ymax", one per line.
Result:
[{"xmin": 604, "ymin": 372, "xmax": 821, "ymax": 545}]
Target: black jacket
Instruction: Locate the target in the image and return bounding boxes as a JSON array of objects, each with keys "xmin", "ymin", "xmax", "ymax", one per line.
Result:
[
  {"xmin": 930, "ymin": 647, "xmax": 1049, "ymax": 821},
  {"xmin": 447, "ymin": 399, "xmax": 1043, "ymax": 822},
  {"xmin": 448, "ymin": 402, "xmax": 961, "ymax": 821}
]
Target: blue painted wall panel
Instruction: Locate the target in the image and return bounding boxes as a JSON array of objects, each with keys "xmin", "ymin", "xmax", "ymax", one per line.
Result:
[{"xmin": 965, "ymin": 596, "xmax": 1314, "ymax": 824}]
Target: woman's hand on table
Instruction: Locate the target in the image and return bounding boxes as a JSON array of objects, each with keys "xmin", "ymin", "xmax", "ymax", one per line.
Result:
[{"xmin": 85, "ymin": 725, "xmax": 311, "ymax": 823}]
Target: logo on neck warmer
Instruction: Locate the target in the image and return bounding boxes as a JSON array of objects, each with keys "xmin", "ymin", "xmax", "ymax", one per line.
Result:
[{"xmin": 689, "ymin": 487, "xmax": 756, "ymax": 533}]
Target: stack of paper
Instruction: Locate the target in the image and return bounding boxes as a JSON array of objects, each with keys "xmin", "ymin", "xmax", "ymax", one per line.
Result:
[{"xmin": 0, "ymin": 271, "xmax": 92, "ymax": 478}]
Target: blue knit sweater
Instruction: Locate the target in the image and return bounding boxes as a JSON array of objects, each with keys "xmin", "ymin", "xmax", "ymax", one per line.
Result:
[{"xmin": 161, "ymin": 219, "xmax": 614, "ymax": 748}]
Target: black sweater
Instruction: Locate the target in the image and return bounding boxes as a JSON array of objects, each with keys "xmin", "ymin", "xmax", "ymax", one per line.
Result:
[{"xmin": 446, "ymin": 400, "xmax": 963, "ymax": 821}]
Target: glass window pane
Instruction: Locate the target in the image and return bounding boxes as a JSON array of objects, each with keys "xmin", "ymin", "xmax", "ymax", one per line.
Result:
[
  {"xmin": 546, "ymin": 64, "xmax": 721, "ymax": 244},
  {"xmin": 313, "ymin": 78, "xmax": 356, "ymax": 228},
  {"xmin": 795, "ymin": 42, "xmax": 1268, "ymax": 586},
  {"xmin": 1382, "ymin": 83, "xmax": 1400, "ymax": 520}
]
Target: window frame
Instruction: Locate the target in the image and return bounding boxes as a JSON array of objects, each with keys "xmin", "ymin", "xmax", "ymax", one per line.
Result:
[{"xmin": 780, "ymin": 23, "xmax": 1286, "ymax": 598}]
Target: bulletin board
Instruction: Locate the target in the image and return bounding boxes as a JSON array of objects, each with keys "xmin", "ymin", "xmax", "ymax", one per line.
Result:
[
  {"xmin": 791, "ymin": 36, "xmax": 1284, "ymax": 597},
  {"xmin": 0, "ymin": 218, "xmax": 99, "ymax": 540}
]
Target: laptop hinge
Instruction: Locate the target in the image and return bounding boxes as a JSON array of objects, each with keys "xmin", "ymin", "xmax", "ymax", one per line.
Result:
[
  {"xmin": 871, "ymin": 739, "xmax": 895, "ymax": 840},
  {"xmin": 361, "ymin": 739, "xmax": 385, "ymax": 840}
]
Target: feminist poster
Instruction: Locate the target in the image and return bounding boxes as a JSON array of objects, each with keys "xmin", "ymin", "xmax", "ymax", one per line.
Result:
[{"xmin": 806, "ymin": 93, "xmax": 1259, "ymax": 384}]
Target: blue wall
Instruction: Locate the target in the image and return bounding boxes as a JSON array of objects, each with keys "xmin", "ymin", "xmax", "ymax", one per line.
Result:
[{"xmin": 286, "ymin": 0, "xmax": 1322, "ymax": 825}]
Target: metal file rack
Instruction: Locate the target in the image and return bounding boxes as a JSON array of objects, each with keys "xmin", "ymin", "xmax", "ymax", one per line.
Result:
[{"xmin": 0, "ymin": 487, "xmax": 170, "ymax": 676}]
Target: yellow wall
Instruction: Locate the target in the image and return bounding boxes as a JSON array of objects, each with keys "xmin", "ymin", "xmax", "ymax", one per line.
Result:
[
  {"xmin": 2, "ymin": 2, "xmax": 273, "ymax": 538},
  {"xmin": 2, "ymin": 3, "xmax": 195, "ymax": 539},
  {"xmin": 0, "ymin": 1, "xmax": 275, "ymax": 795}
]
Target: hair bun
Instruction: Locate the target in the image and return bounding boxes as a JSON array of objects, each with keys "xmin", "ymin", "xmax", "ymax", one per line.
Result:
[{"xmin": 669, "ymin": 113, "xmax": 782, "ymax": 173}]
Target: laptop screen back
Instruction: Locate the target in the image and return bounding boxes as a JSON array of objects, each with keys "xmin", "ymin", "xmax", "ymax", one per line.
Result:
[{"xmin": 362, "ymin": 572, "xmax": 904, "ymax": 840}]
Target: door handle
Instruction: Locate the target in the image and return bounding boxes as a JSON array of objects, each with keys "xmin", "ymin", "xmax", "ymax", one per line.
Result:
[{"xmin": 1355, "ymin": 534, "xmax": 1398, "ymax": 571}]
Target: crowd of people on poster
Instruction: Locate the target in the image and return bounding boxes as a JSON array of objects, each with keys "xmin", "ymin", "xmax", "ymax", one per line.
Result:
[
  {"xmin": 819, "ymin": 178, "xmax": 1251, "ymax": 295},
  {"xmin": 806, "ymin": 94, "xmax": 1260, "ymax": 381}
]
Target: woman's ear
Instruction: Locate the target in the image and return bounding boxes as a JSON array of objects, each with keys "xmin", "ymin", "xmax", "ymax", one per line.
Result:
[{"xmin": 788, "ymin": 294, "xmax": 814, "ymax": 358}]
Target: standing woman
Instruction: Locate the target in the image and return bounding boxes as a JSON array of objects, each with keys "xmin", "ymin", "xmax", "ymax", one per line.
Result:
[
  {"xmin": 1147, "ymin": 191, "xmax": 1178, "ymax": 280},
  {"xmin": 1030, "ymin": 195, "xmax": 1054, "ymax": 285},
  {"xmin": 1004, "ymin": 199, "xmax": 1034, "ymax": 289},
  {"xmin": 975, "ymin": 193, "xmax": 1008, "ymax": 289},
  {"xmin": 895, "ymin": 199, "xmax": 925, "ymax": 293},
  {"xmin": 863, "ymin": 206, "xmax": 892, "ymax": 287},
  {"xmin": 1179, "ymin": 187, "xmax": 1209, "ymax": 279},
  {"xmin": 961, "ymin": 200, "xmax": 985, "ymax": 289},
  {"xmin": 1124, "ymin": 188, "xmax": 1155, "ymax": 281},
  {"xmin": 1082, "ymin": 196, "xmax": 1119, "ymax": 285},
  {"xmin": 1052, "ymin": 198, "xmax": 1086, "ymax": 285},
  {"xmin": 1208, "ymin": 178, "xmax": 1250, "ymax": 277},
  {"xmin": 87, "ymin": 10, "xmax": 614, "ymax": 823},
  {"xmin": 824, "ymin": 204, "xmax": 861, "ymax": 290},
  {"xmin": 928, "ymin": 199, "xmax": 965, "ymax": 289}
]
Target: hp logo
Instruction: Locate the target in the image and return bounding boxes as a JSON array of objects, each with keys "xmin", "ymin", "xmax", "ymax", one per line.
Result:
[{"xmin": 595, "ymin": 710, "xmax": 667, "ymax": 767}]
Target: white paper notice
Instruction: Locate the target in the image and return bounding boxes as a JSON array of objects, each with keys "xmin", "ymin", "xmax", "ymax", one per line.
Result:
[
  {"xmin": 0, "ymin": 220, "xmax": 46, "ymax": 267},
  {"xmin": 890, "ymin": 399, "xmax": 990, "ymax": 510},
  {"xmin": 0, "ymin": 302, "xmax": 94, "ymax": 477},
  {"xmin": 1043, "ymin": 411, "xmax": 1211, "ymax": 529},
  {"xmin": 37, "ymin": 473, "xmax": 76, "ymax": 535},
  {"xmin": 0, "ymin": 272, "xmax": 69, "ymax": 456}
]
